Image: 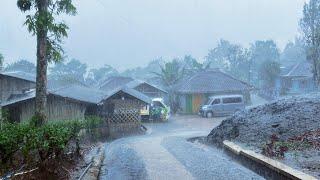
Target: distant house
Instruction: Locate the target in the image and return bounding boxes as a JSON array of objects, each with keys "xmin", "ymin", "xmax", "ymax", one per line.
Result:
[
  {"xmin": 0, "ymin": 71, "xmax": 36, "ymax": 103},
  {"xmin": 280, "ymin": 61, "xmax": 316, "ymax": 95},
  {"xmin": 98, "ymin": 76, "xmax": 167, "ymax": 99},
  {"xmin": 174, "ymin": 69, "xmax": 253, "ymax": 114}
]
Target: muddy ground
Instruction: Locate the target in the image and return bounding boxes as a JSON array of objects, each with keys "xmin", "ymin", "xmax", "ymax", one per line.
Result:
[{"xmin": 207, "ymin": 94, "xmax": 320, "ymax": 178}]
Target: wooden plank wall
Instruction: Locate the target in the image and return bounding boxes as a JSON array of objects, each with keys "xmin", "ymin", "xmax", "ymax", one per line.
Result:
[
  {"xmin": 5, "ymin": 95, "xmax": 87, "ymax": 122},
  {"xmin": 0, "ymin": 75, "xmax": 35, "ymax": 102}
]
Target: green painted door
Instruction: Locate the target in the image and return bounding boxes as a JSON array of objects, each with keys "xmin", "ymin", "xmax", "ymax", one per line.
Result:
[{"xmin": 186, "ymin": 95, "xmax": 193, "ymax": 114}]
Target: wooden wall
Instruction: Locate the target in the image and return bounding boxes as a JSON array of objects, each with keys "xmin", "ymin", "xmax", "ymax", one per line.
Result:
[
  {"xmin": 0, "ymin": 75, "xmax": 35, "ymax": 103},
  {"xmin": 98, "ymin": 93, "xmax": 146, "ymax": 138},
  {"xmin": 4, "ymin": 95, "xmax": 87, "ymax": 122}
]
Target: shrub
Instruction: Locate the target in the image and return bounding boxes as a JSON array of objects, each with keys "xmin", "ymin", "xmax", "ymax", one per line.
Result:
[
  {"xmin": 84, "ymin": 116, "xmax": 104, "ymax": 141},
  {"xmin": 0, "ymin": 120, "xmax": 84, "ymax": 174}
]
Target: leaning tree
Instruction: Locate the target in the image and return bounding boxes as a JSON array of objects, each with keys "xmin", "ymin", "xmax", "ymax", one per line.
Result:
[{"xmin": 17, "ymin": 0, "xmax": 76, "ymax": 125}]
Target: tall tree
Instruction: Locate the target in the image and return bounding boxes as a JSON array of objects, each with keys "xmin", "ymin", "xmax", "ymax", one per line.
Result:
[
  {"xmin": 153, "ymin": 59, "xmax": 185, "ymax": 87},
  {"xmin": 249, "ymin": 40, "xmax": 280, "ymax": 64},
  {"xmin": 259, "ymin": 60, "xmax": 281, "ymax": 88},
  {"xmin": 300, "ymin": 0, "xmax": 320, "ymax": 86},
  {"xmin": 4, "ymin": 59, "xmax": 36, "ymax": 74},
  {"xmin": 249, "ymin": 40, "xmax": 280, "ymax": 85},
  {"xmin": 50, "ymin": 59, "xmax": 87, "ymax": 83},
  {"xmin": 205, "ymin": 39, "xmax": 238, "ymax": 69},
  {"xmin": 17, "ymin": 0, "xmax": 76, "ymax": 125},
  {"xmin": 205, "ymin": 39, "xmax": 250, "ymax": 82},
  {"xmin": 153, "ymin": 59, "xmax": 185, "ymax": 113},
  {"xmin": 280, "ymin": 37, "xmax": 306, "ymax": 66},
  {"xmin": 0, "ymin": 53, "xmax": 3, "ymax": 71},
  {"xmin": 87, "ymin": 65, "xmax": 119, "ymax": 85},
  {"xmin": 183, "ymin": 55, "xmax": 210, "ymax": 71}
]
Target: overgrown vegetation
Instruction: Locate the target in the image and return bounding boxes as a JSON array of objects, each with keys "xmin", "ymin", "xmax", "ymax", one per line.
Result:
[
  {"xmin": 0, "ymin": 115, "xmax": 106, "ymax": 176},
  {"xmin": 84, "ymin": 116, "xmax": 105, "ymax": 141}
]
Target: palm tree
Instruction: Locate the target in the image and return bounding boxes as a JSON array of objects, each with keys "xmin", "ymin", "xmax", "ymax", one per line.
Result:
[
  {"xmin": 152, "ymin": 59, "xmax": 185, "ymax": 113},
  {"xmin": 153, "ymin": 59, "xmax": 185, "ymax": 87}
]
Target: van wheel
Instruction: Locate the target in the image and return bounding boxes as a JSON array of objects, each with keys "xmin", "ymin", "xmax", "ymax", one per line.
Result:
[{"xmin": 206, "ymin": 112, "xmax": 213, "ymax": 118}]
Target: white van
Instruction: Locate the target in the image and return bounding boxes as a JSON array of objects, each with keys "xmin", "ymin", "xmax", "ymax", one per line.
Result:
[{"xmin": 199, "ymin": 95, "xmax": 245, "ymax": 118}]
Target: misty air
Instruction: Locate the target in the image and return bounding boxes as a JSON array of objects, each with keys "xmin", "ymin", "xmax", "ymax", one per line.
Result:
[{"xmin": 0, "ymin": 0, "xmax": 319, "ymax": 180}]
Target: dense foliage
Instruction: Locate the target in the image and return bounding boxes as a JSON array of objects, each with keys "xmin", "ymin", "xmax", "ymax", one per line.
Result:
[
  {"xmin": 0, "ymin": 120, "xmax": 83, "ymax": 174},
  {"xmin": 300, "ymin": 0, "xmax": 320, "ymax": 86},
  {"xmin": 259, "ymin": 60, "xmax": 281, "ymax": 88},
  {"xmin": 4, "ymin": 59, "xmax": 36, "ymax": 74}
]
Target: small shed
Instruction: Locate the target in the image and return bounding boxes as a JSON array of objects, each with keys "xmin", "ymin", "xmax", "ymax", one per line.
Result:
[
  {"xmin": 97, "ymin": 87, "xmax": 151, "ymax": 137},
  {"xmin": 174, "ymin": 69, "xmax": 253, "ymax": 114}
]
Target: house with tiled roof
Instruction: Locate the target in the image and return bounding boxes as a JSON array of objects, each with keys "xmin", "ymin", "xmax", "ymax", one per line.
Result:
[
  {"xmin": 174, "ymin": 69, "xmax": 254, "ymax": 114},
  {"xmin": 280, "ymin": 61, "xmax": 316, "ymax": 95}
]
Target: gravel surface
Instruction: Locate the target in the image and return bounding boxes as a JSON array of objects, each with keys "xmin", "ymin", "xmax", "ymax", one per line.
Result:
[
  {"xmin": 207, "ymin": 93, "xmax": 320, "ymax": 177},
  {"xmin": 99, "ymin": 115, "xmax": 264, "ymax": 180},
  {"xmin": 208, "ymin": 94, "xmax": 320, "ymax": 147}
]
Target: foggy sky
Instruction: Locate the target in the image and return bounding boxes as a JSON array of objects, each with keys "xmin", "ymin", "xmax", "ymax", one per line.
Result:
[{"xmin": 0, "ymin": 0, "xmax": 306, "ymax": 71}]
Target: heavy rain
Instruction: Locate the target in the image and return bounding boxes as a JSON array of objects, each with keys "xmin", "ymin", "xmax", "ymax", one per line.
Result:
[{"xmin": 0, "ymin": 0, "xmax": 319, "ymax": 180}]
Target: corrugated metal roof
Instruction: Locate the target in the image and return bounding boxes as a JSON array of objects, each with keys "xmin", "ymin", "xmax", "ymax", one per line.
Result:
[
  {"xmin": 1, "ymin": 90, "xmax": 36, "ymax": 106},
  {"xmin": 120, "ymin": 87, "xmax": 152, "ymax": 104},
  {"xmin": 125, "ymin": 80, "xmax": 168, "ymax": 93},
  {"xmin": 50, "ymin": 85, "xmax": 110, "ymax": 104},
  {"xmin": 283, "ymin": 61, "xmax": 313, "ymax": 77},
  {"xmin": 1, "ymin": 85, "xmax": 152, "ymax": 106},
  {"xmin": 174, "ymin": 70, "xmax": 253, "ymax": 94},
  {"xmin": 98, "ymin": 76, "xmax": 167, "ymax": 94},
  {"xmin": 98, "ymin": 76, "xmax": 134, "ymax": 91},
  {"xmin": 1, "ymin": 71, "xmax": 36, "ymax": 82}
]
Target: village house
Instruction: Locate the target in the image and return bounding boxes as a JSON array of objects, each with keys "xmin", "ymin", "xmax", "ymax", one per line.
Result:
[
  {"xmin": 279, "ymin": 61, "xmax": 316, "ymax": 95},
  {"xmin": 98, "ymin": 76, "xmax": 167, "ymax": 99},
  {"xmin": 1, "ymin": 81, "xmax": 151, "ymax": 137},
  {"xmin": 1, "ymin": 85, "xmax": 108, "ymax": 122},
  {"xmin": 174, "ymin": 69, "xmax": 253, "ymax": 114},
  {"xmin": 0, "ymin": 71, "xmax": 36, "ymax": 103}
]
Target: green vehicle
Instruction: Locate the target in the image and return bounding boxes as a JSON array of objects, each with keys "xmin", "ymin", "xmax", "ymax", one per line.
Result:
[{"xmin": 141, "ymin": 98, "xmax": 170, "ymax": 122}]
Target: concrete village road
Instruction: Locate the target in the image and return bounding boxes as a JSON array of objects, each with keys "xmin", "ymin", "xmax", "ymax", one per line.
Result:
[{"xmin": 99, "ymin": 115, "xmax": 264, "ymax": 180}]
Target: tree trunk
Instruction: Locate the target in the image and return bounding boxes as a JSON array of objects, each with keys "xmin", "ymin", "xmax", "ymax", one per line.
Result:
[{"xmin": 35, "ymin": 0, "xmax": 49, "ymax": 126}]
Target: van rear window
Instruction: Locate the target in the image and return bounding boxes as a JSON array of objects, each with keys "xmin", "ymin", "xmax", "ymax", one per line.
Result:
[{"xmin": 222, "ymin": 97, "xmax": 242, "ymax": 104}]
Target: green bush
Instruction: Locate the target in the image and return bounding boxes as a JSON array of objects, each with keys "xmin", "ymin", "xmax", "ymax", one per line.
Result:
[
  {"xmin": 84, "ymin": 116, "xmax": 104, "ymax": 140},
  {"xmin": 0, "ymin": 120, "xmax": 84, "ymax": 173}
]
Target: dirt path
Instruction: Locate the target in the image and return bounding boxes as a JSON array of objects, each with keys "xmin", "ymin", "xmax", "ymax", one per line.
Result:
[{"xmin": 99, "ymin": 115, "xmax": 264, "ymax": 180}]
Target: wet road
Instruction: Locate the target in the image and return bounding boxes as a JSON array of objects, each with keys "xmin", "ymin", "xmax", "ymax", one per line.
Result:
[{"xmin": 99, "ymin": 115, "xmax": 264, "ymax": 180}]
